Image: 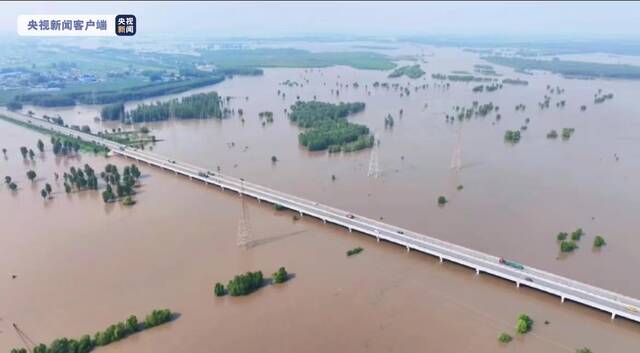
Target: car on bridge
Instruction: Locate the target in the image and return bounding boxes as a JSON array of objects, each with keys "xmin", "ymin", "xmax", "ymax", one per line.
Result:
[
  {"xmin": 346, "ymin": 213, "xmax": 355, "ymax": 219},
  {"xmin": 198, "ymin": 172, "xmax": 209, "ymax": 178},
  {"xmin": 627, "ymin": 305, "xmax": 639, "ymax": 313}
]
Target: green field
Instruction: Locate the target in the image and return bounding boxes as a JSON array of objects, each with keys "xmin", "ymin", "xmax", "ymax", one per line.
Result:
[
  {"xmin": 483, "ymin": 56, "xmax": 640, "ymax": 79},
  {"xmin": 197, "ymin": 48, "xmax": 396, "ymax": 70}
]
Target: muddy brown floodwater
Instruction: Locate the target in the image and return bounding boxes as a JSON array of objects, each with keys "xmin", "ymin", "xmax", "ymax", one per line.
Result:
[{"xmin": 2, "ymin": 44, "xmax": 640, "ymax": 352}]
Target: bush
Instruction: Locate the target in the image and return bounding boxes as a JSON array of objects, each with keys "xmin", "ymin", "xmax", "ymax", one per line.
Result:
[
  {"xmin": 144, "ymin": 309, "xmax": 172, "ymax": 328},
  {"xmin": 227, "ymin": 271, "xmax": 264, "ymax": 296},
  {"xmin": 504, "ymin": 130, "xmax": 521, "ymax": 142},
  {"xmin": 560, "ymin": 240, "xmax": 578, "ymax": 252},
  {"xmin": 575, "ymin": 348, "xmax": 592, "ymax": 353},
  {"xmin": 571, "ymin": 228, "xmax": 584, "ymax": 241},
  {"xmin": 498, "ymin": 332, "xmax": 512, "ymax": 343},
  {"xmin": 437, "ymin": 196, "xmax": 448, "ymax": 205},
  {"xmin": 274, "ymin": 204, "xmax": 287, "ymax": 211},
  {"xmin": 214, "ymin": 282, "xmax": 226, "ymax": 296},
  {"xmin": 557, "ymin": 232, "xmax": 568, "ymax": 241},
  {"xmin": 516, "ymin": 314, "xmax": 533, "ymax": 334},
  {"xmin": 593, "ymin": 235, "xmax": 606, "ymax": 248},
  {"xmin": 122, "ymin": 196, "xmax": 136, "ymax": 206},
  {"xmin": 272, "ymin": 267, "xmax": 289, "ymax": 284},
  {"xmin": 347, "ymin": 247, "xmax": 364, "ymax": 257}
]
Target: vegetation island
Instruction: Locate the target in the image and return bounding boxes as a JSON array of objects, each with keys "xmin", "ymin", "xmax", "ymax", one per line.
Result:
[
  {"xmin": 289, "ymin": 101, "xmax": 373, "ymax": 153},
  {"xmin": 388, "ymin": 64, "xmax": 425, "ymax": 79}
]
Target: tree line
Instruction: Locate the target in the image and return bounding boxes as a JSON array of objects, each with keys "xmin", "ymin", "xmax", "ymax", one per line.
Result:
[
  {"xmin": 10, "ymin": 309, "xmax": 173, "ymax": 353},
  {"xmin": 101, "ymin": 92, "xmax": 222, "ymax": 123}
]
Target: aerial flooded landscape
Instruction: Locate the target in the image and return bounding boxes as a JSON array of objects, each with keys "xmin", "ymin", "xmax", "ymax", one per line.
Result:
[{"xmin": 2, "ymin": 2, "xmax": 640, "ymax": 353}]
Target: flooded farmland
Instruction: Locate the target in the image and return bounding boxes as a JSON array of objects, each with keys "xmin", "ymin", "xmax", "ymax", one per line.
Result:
[{"xmin": 2, "ymin": 44, "xmax": 640, "ymax": 352}]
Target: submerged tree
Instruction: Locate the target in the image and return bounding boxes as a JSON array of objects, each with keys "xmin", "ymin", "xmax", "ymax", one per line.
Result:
[
  {"xmin": 26, "ymin": 170, "xmax": 37, "ymax": 182},
  {"xmin": 214, "ymin": 282, "xmax": 225, "ymax": 297},
  {"xmin": 272, "ymin": 267, "xmax": 289, "ymax": 284}
]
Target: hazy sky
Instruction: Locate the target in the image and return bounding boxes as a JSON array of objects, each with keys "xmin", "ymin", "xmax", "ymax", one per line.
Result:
[{"xmin": 2, "ymin": 1, "xmax": 640, "ymax": 39}]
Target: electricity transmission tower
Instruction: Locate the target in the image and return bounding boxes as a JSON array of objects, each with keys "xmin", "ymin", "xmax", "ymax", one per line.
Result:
[
  {"xmin": 367, "ymin": 134, "xmax": 380, "ymax": 178},
  {"xmin": 450, "ymin": 127, "xmax": 463, "ymax": 172},
  {"xmin": 237, "ymin": 180, "xmax": 251, "ymax": 248}
]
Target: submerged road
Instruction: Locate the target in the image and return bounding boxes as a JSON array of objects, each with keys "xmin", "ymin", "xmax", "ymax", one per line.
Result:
[{"xmin": 4, "ymin": 111, "xmax": 640, "ymax": 324}]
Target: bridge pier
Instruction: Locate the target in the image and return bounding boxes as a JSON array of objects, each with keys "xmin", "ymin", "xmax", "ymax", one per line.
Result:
[
  {"xmin": 348, "ymin": 228, "xmax": 352, "ymax": 232},
  {"xmin": 611, "ymin": 312, "xmax": 616, "ymax": 320},
  {"xmin": 439, "ymin": 256, "xmax": 443, "ymax": 263},
  {"xmin": 475, "ymin": 268, "xmax": 480, "ymax": 275},
  {"xmin": 561, "ymin": 296, "xmax": 565, "ymax": 303},
  {"xmin": 376, "ymin": 236, "xmax": 380, "ymax": 242},
  {"xmin": 406, "ymin": 246, "xmax": 410, "ymax": 252},
  {"xmin": 516, "ymin": 281, "xmax": 520, "ymax": 288},
  {"xmin": 322, "ymin": 219, "xmax": 326, "ymax": 224}
]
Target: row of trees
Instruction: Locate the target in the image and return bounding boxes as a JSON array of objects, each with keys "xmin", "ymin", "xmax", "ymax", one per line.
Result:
[
  {"xmin": 15, "ymin": 76, "xmax": 225, "ymax": 107},
  {"xmin": 101, "ymin": 92, "xmax": 222, "ymax": 123},
  {"xmin": 388, "ymin": 64, "xmax": 425, "ymax": 79},
  {"xmin": 4, "ymin": 175, "xmax": 18, "ymax": 191},
  {"xmin": 10, "ymin": 309, "xmax": 173, "ymax": 353},
  {"xmin": 214, "ymin": 267, "xmax": 290, "ymax": 297}
]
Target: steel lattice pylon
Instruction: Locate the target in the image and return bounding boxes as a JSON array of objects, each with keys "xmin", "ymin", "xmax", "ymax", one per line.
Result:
[
  {"xmin": 450, "ymin": 127, "xmax": 463, "ymax": 172},
  {"xmin": 237, "ymin": 181, "xmax": 251, "ymax": 248},
  {"xmin": 367, "ymin": 134, "xmax": 380, "ymax": 178}
]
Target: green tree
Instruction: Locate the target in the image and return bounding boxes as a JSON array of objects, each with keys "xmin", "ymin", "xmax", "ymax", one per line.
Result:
[
  {"xmin": 45, "ymin": 183, "xmax": 52, "ymax": 194},
  {"xmin": 560, "ymin": 240, "xmax": 578, "ymax": 252},
  {"xmin": 2, "ymin": 148, "xmax": 6, "ymax": 156},
  {"xmin": 28, "ymin": 149, "xmax": 35, "ymax": 160},
  {"xmin": 437, "ymin": 196, "xmax": 448, "ymax": 205},
  {"xmin": 516, "ymin": 314, "xmax": 533, "ymax": 334},
  {"xmin": 37, "ymin": 139, "xmax": 45, "ymax": 153},
  {"xmin": 20, "ymin": 146, "xmax": 28, "ymax": 159},
  {"xmin": 26, "ymin": 170, "xmax": 37, "ymax": 182},
  {"xmin": 557, "ymin": 232, "xmax": 568, "ymax": 241},
  {"xmin": 272, "ymin": 267, "xmax": 289, "ymax": 284},
  {"xmin": 227, "ymin": 271, "xmax": 264, "ymax": 296},
  {"xmin": 571, "ymin": 228, "xmax": 584, "ymax": 241},
  {"xmin": 4, "ymin": 176, "xmax": 11, "ymax": 184},
  {"xmin": 271, "ymin": 155, "xmax": 278, "ymax": 163},
  {"xmin": 144, "ymin": 309, "xmax": 172, "ymax": 328},
  {"xmin": 498, "ymin": 332, "xmax": 512, "ymax": 343},
  {"xmin": 126, "ymin": 315, "xmax": 139, "ymax": 333},
  {"xmin": 9, "ymin": 182, "xmax": 17, "ymax": 191},
  {"xmin": 123, "ymin": 195, "xmax": 136, "ymax": 206},
  {"xmin": 214, "ymin": 282, "xmax": 226, "ymax": 296},
  {"xmin": 77, "ymin": 334, "xmax": 93, "ymax": 353},
  {"xmin": 40, "ymin": 189, "xmax": 48, "ymax": 199},
  {"xmin": 594, "ymin": 235, "xmax": 606, "ymax": 248}
]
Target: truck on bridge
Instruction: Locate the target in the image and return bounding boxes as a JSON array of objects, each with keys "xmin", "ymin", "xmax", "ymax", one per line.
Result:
[{"xmin": 499, "ymin": 257, "xmax": 525, "ymax": 270}]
